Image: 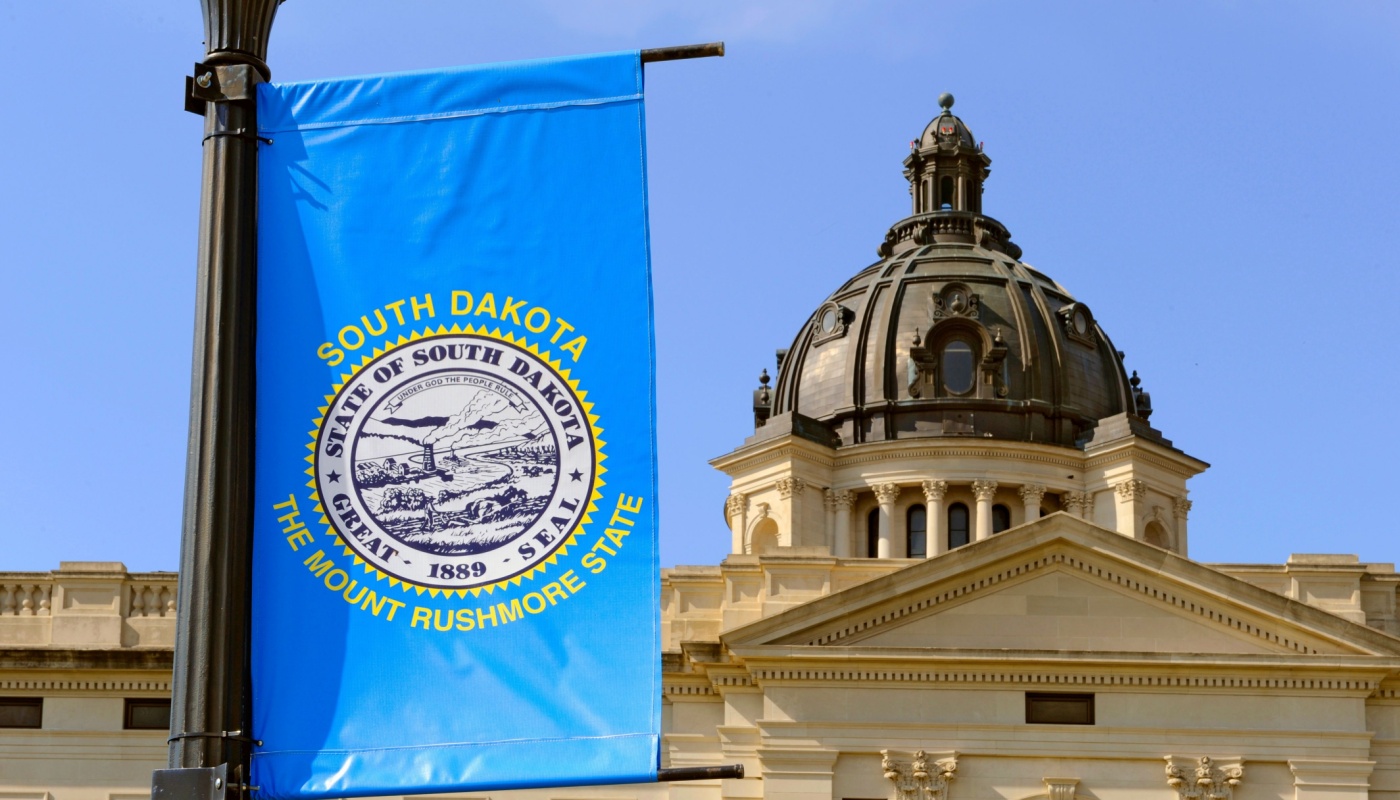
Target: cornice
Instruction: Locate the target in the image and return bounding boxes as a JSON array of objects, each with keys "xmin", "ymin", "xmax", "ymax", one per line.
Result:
[
  {"xmin": 1084, "ymin": 438, "xmax": 1209, "ymax": 478},
  {"xmin": 0, "ymin": 647, "xmax": 173, "ymax": 671},
  {"xmin": 710, "ymin": 437, "xmax": 838, "ymax": 474},
  {"xmin": 835, "ymin": 444, "xmax": 1083, "ymax": 471},
  {"xmin": 795, "ymin": 551, "xmax": 1325, "ymax": 654},
  {"xmin": 739, "ymin": 667, "xmax": 1381, "ymax": 694}
]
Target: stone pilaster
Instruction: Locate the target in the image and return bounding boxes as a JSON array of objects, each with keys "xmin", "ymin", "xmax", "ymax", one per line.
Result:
[
  {"xmin": 725, "ymin": 494, "xmax": 747, "ymax": 556},
  {"xmin": 1063, "ymin": 490, "xmax": 1090, "ymax": 519},
  {"xmin": 1173, "ymin": 497, "xmax": 1193, "ymax": 555},
  {"xmin": 1113, "ymin": 479, "xmax": 1147, "ymax": 539},
  {"xmin": 827, "ymin": 489, "xmax": 854, "ymax": 558},
  {"xmin": 1019, "ymin": 484, "xmax": 1046, "ymax": 523}
]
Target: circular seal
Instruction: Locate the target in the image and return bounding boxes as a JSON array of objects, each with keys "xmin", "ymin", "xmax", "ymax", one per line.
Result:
[{"xmin": 313, "ymin": 331, "xmax": 598, "ymax": 590}]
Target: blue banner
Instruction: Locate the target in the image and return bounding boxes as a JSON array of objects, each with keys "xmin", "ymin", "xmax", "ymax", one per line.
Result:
[{"xmin": 250, "ymin": 52, "xmax": 659, "ymax": 799}]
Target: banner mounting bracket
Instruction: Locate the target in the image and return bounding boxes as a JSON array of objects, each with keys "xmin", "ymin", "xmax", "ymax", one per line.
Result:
[{"xmin": 640, "ymin": 42, "xmax": 725, "ymax": 64}]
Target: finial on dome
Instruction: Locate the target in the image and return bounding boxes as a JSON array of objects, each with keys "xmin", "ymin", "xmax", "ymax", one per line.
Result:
[
  {"xmin": 938, "ymin": 92, "xmax": 955, "ymax": 112},
  {"xmin": 753, "ymin": 368, "xmax": 773, "ymax": 430},
  {"xmin": 1130, "ymin": 370, "xmax": 1154, "ymax": 421}
]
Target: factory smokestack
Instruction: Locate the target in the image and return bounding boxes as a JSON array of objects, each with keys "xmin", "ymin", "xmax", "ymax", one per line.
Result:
[{"xmin": 422, "ymin": 443, "xmax": 435, "ymax": 471}]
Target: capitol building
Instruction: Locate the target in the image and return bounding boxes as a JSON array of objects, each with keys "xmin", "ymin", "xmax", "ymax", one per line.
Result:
[{"xmin": 4, "ymin": 97, "xmax": 1399, "ymax": 800}]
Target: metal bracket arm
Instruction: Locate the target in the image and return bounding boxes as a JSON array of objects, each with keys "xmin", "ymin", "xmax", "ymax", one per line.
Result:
[{"xmin": 185, "ymin": 62, "xmax": 264, "ymax": 115}]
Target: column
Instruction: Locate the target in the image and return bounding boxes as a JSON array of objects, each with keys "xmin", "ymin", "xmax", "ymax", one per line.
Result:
[
  {"xmin": 922, "ymin": 480, "xmax": 948, "ymax": 557},
  {"xmin": 1173, "ymin": 497, "xmax": 1192, "ymax": 555},
  {"xmin": 725, "ymin": 494, "xmax": 747, "ymax": 555},
  {"xmin": 829, "ymin": 489, "xmax": 853, "ymax": 557},
  {"xmin": 1019, "ymin": 484, "xmax": 1046, "ymax": 523},
  {"xmin": 873, "ymin": 483, "xmax": 901, "ymax": 558},
  {"xmin": 972, "ymin": 479, "xmax": 997, "ymax": 541},
  {"xmin": 1113, "ymin": 479, "xmax": 1146, "ymax": 539},
  {"xmin": 1064, "ymin": 490, "xmax": 1089, "ymax": 519}
]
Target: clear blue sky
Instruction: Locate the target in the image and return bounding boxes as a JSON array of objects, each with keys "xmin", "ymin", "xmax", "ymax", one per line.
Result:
[{"xmin": 2, "ymin": 1, "xmax": 1397, "ymax": 572}]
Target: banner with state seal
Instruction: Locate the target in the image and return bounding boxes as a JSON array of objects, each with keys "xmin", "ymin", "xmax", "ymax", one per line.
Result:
[{"xmin": 249, "ymin": 52, "xmax": 658, "ymax": 799}]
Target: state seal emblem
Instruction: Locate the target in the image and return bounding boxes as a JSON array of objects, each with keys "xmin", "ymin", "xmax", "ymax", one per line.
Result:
[{"xmin": 310, "ymin": 326, "xmax": 602, "ymax": 592}]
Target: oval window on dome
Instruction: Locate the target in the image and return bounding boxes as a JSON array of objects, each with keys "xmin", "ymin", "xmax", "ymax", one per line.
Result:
[
  {"xmin": 942, "ymin": 340, "xmax": 975, "ymax": 395},
  {"xmin": 1072, "ymin": 309, "xmax": 1089, "ymax": 336},
  {"xmin": 819, "ymin": 308, "xmax": 838, "ymax": 334}
]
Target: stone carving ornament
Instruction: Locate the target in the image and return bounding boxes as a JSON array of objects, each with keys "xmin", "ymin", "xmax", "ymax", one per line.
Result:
[
  {"xmin": 874, "ymin": 483, "xmax": 902, "ymax": 505},
  {"xmin": 882, "ymin": 750, "xmax": 957, "ymax": 800},
  {"xmin": 922, "ymin": 480, "xmax": 948, "ymax": 503},
  {"xmin": 971, "ymin": 479, "xmax": 998, "ymax": 502},
  {"xmin": 1165, "ymin": 756, "xmax": 1243, "ymax": 800},
  {"xmin": 776, "ymin": 477, "xmax": 807, "ymax": 499}
]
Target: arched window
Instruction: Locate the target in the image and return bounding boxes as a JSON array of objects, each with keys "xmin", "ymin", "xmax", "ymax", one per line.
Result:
[
  {"xmin": 940, "ymin": 176, "xmax": 955, "ymax": 209},
  {"xmin": 1144, "ymin": 521, "xmax": 1170, "ymax": 549},
  {"xmin": 750, "ymin": 518, "xmax": 779, "ymax": 554},
  {"xmin": 907, "ymin": 505, "xmax": 927, "ymax": 559},
  {"xmin": 992, "ymin": 504, "xmax": 1012, "ymax": 534},
  {"xmin": 867, "ymin": 507, "xmax": 880, "ymax": 558},
  {"xmin": 948, "ymin": 503, "xmax": 970, "ymax": 549},
  {"xmin": 942, "ymin": 340, "xmax": 975, "ymax": 395}
]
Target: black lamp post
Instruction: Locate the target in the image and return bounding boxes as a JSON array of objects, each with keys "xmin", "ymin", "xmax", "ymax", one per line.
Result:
[{"xmin": 154, "ymin": 2, "xmax": 279, "ymax": 798}]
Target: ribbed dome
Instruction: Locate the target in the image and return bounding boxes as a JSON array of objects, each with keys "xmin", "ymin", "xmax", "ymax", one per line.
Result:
[{"xmin": 756, "ymin": 97, "xmax": 1143, "ymax": 450}]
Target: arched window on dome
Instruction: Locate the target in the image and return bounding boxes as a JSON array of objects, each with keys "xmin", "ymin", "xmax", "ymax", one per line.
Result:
[
  {"xmin": 941, "ymin": 339, "xmax": 976, "ymax": 396},
  {"xmin": 948, "ymin": 503, "xmax": 970, "ymax": 550},
  {"xmin": 992, "ymin": 504, "xmax": 1012, "ymax": 534},
  {"xmin": 907, "ymin": 505, "xmax": 927, "ymax": 559},
  {"xmin": 867, "ymin": 507, "xmax": 880, "ymax": 558}
]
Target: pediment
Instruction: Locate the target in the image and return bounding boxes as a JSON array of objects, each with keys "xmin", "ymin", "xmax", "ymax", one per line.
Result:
[{"xmin": 722, "ymin": 514, "xmax": 1400, "ymax": 658}]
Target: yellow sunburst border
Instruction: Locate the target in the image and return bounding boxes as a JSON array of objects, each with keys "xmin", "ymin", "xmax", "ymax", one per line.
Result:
[{"xmin": 302, "ymin": 322, "xmax": 606, "ymax": 599}]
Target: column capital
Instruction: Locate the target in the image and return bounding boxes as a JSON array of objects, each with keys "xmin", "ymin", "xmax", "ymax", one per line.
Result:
[
  {"xmin": 827, "ymin": 488, "xmax": 854, "ymax": 509},
  {"xmin": 873, "ymin": 483, "xmax": 901, "ymax": 505},
  {"xmin": 971, "ymin": 479, "xmax": 998, "ymax": 502},
  {"xmin": 1166, "ymin": 757, "xmax": 1243, "ymax": 800},
  {"xmin": 921, "ymin": 479, "xmax": 948, "ymax": 503},
  {"xmin": 1018, "ymin": 484, "xmax": 1046, "ymax": 504},
  {"xmin": 1114, "ymin": 479, "xmax": 1147, "ymax": 502},
  {"xmin": 725, "ymin": 493, "xmax": 748, "ymax": 521},
  {"xmin": 1173, "ymin": 497, "xmax": 1193, "ymax": 519},
  {"xmin": 776, "ymin": 477, "xmax": 807, "ymax": 499},
  {"xmin": 1063, "ymin": 490, "xmax": 1090, "ymax": 511}
]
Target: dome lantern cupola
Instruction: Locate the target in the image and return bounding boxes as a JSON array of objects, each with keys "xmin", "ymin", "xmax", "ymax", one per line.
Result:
[
  {"xmin": 905, "ymin": 93, "xmax": 988, "ymax": 215},
  {"xmin": 882, "ymin": 94, "xmax": 1020, "ymax": 259}
]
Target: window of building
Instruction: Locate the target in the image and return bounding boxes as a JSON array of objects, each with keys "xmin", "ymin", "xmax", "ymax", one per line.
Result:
[
  {"xmin": 1025, "ymin": 692, "xmax": 1094, "ymax": 725},
  {"xmin": 992, "ymin": 503, "xmax": 1011, "ymax": 533},
  {"xmin": 1144, "ymin": 520, "xmax": 1170, "ymax": 549},
  {"xmin": 867, "ymin": 507, "xmax": 880, "ymax": 558},
  {"xmin": 948, "ymin": 503, "xmax": 969, "ymax": 549},
  {"xmin": 907, "ymin": 505, "xmax": 927, "ymax": 558},
  {"xmin": 941, "ymin": 340, "xmax": 975, "ymax": 395},
  {"xmin": 124, "ymin": 698, "xmax": 172, "ymax": 731},
  {"xmin": 0, "ymin": 697, "xmax": 42, "ymax": 729},
  {"xmin": 940, "ymin": 176, "xmax": 955, "ymax": 209}
]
